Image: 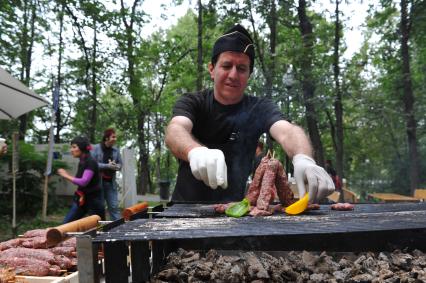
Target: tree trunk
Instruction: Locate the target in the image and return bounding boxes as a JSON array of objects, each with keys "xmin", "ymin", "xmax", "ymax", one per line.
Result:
[
  {"xmin": 332, "ymin": 0, "xmax": 344, "ymax": 201},
  {"xmin": 155, "ymin": 112, "xmax": 161, "ymax": 182},
  {"xmin": 137, "ymin": 114, "xmax": 150, "ymax": 195},
  {"xmin": 89, "ymin": 18, "xmax": 98, "ymax": 142},
  {"xmin": 196, "ymin": 0, "xmax": 203, "ymax": 91},
  {"xmin": 120, "ymin": 0, "xmax": 149, "ymax": 194},
  {"xmin": 400, "ymin": 0, "xmax": 419, "ymax": 194},
  {"xmin": 55, "ymin": 2, "xmax": 64, "ymax": 143},
  {"xmin": 266, "ymin": 0, "xmax": 277, "ymax": 98},
  {"xmin": 247, "ymin": 0, "xmax": 276, "ymax": 98},
  {"xmin": 18, "ymin": 0, "xmax": 36, "ymax": 140},
  {"xmin": 297, "ymin": 0, "xmax": 325, "ymax": 166}
]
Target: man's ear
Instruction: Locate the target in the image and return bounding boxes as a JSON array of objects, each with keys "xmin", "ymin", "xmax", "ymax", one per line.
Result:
[{"xmin": 208, "ymin": 63, "xmax": 214, "ymax": 79}]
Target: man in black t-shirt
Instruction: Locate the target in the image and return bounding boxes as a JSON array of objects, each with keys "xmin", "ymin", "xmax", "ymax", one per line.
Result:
[{"xmin": 165, "ymin": 24, "xmax": 335, "ymax": 203}]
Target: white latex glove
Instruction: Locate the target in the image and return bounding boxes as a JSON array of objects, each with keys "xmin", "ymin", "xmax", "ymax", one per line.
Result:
[
  {"xmin": 187, "ymin": 147, "xmax": 228, "ymax": 189},
  {"xmin": 292, "ymin": 154, "xmax": 335, "ymax": 203}
]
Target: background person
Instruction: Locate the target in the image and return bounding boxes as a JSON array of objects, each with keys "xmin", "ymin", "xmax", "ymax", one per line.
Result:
[
  {"xmin": 325, "ymin": 159, "xmax": 342, "ymax": 192},
  {"xmin": 0, "ymin": 138, "xmax": 7, "ymax": 157},
  {"xmin": 91, "ymin": 128, "xmax": 122, "ymax": 221},
  {"xmin": 165, "ymin": 24, "xmax": 334, "ymax": 204},
  {"xmin": 252, "ymin": 141, "xmax": 265, "ymax": 178},
  {"xmin": 58, "ymin": 136, "xmax": 105, "ymax": 223}
]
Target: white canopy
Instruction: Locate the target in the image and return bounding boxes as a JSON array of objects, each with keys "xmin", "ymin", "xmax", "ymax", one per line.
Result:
[{"xmin": 0, "ymin": 67, "xmax": 48, "ymax": 119}]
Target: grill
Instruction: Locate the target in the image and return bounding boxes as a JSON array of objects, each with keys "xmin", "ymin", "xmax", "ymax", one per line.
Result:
[{"xmin": 76, "ymin": 202, "xmax": 426, "ymax": 283}]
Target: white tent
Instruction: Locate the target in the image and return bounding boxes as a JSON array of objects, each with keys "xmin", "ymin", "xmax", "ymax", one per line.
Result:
[
  {"xmin": 0, "ymin": 67, "xmax": 48, "ymax": 228},
  {"xmin": 0, "ymin": 67, "xmax": 48, "ymax": 119}
]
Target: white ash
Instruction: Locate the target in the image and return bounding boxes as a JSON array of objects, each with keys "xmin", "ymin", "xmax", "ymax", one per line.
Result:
[{"xmin": 151, "ymin": 248, "xmax": 426, "ymax": 283}]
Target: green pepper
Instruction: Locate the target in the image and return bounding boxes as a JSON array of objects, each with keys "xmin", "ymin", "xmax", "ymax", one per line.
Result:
[{"xmin": 225, "ymin": 198, "xmax": 250, "ymax": 218}]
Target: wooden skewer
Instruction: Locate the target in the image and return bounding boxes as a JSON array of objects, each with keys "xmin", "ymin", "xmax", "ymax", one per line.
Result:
[
  {"xmin": 122, "ymin": 201, "xmax": 149, "ymax": 221},
  {"xmin": 46, "ymin": 215, "xmax": 101, "ymax": 247}
]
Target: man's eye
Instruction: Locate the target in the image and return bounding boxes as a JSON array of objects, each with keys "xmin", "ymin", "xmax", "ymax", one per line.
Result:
[{"xmin": 238, "ymin": 66, "xmax": 248, "ymax": 72}]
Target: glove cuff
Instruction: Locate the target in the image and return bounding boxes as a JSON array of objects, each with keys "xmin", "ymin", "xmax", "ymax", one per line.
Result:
[
  {"xmin": 187, "ymin": 146, "xmax": 208, "ymax": 161},
  {"xmin": 292, "ymin": 154, "xmax": 316, "ymax": 165}
]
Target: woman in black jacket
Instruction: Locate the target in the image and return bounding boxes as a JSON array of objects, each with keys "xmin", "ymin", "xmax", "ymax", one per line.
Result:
[{"xmin": 58, "ymin": 136, "xmax": 105, "ymax": 223}]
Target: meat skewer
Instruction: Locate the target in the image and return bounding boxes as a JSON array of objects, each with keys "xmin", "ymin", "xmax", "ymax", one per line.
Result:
[
  {"xmin": 214, "ymin": 152, "xmax": 297, "ymax": 217},
  {"xmin": 0, "ymin": 257, "xmax": 61, "ymax": 276},
  {"xmin": 22, "ymin": 229, "xmax": 47, "ymax": 238},
  {"xmin": 256, "ymin": 159, "xmax": 279, "ymax": 211},
  {"xmin": 331, "ymin": 202, "xmax": 354, "ymax": 211},
  {"xmin": 275, "ymin": 161, "xmax": 295, "ymax": 206},
  {"xmin": 21, "ymin": 236, "xmax": 48, "ymax": 249},
  {"xmin": 0, "ymin": 238, "xmax": 25, "ymax": 251},
  {"xmin": 49, "ymin": 246, "xmax": 76, "ymax": 257},
  {"xmin": 246, "ymin": 155, "xmax": 270, "ymax": 205},
  {"xmin": 0, "ymin": 247, "xmax": 72, "ymax": 270}
]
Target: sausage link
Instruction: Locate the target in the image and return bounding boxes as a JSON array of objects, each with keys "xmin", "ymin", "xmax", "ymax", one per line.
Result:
[
  {"xmin": 256, "ymin": 159, "xmax": 279, "ymax": 211},
  {"xmin": 275, "ymin": 161, "xmax": 295, "ymax": 206},
  {"xmin": 246, "ymin": 155, "xmax": 270, "ymax": 205}
]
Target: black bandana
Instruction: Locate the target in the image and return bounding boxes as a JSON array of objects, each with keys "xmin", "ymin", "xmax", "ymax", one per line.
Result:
[{"xmin": 212, "ymin": 24, "xmax": 255, "ymax": 73}]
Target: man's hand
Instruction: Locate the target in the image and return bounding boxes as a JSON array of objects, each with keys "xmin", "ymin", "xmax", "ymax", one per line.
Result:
[
  {"xmin": 292, "ymin": 154, "xmax": 335, "ymax": 203},
  {"xmin": 188, "ymin": 147, "xmax": 228, "ymax": 189},
  {"xmin": 0, "ymin": 138, "xmax": 7, "ymax": 156},
  {"xmin": 0, "ymin": 144, "xmax": 7, "ymax": 156},
  {"xmin": 108, "ymin": 160, "xmax": 121, "ymax": 171}
]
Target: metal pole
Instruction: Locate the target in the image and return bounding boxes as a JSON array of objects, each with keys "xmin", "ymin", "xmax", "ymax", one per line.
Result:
[
  {"xmin": 12, "ymin": 132, "xmax": 18, "ymax": 235},
  {"xmin": 285, "ymin": 88, "xmax": 290, "ymax": 174},
  {"xmin": 42, "ymin": 121, "xmax": 55, "ymax": 221}
]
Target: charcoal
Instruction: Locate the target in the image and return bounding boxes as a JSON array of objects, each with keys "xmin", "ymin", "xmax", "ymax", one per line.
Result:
[
  {"xmin": 349, "ymin": 272, "xmax": 374, "ymax": 282},
  {"xmin": 180, "ymin": 252, "xmax": 200, "ymax": 263},
  {"xmin": 151, "ymin": 249, "xmax": 426, "ymax": 283},
  {"xmin": 156, "ymin": 267, "xmax": 179, "ymax": 281},
  {"xmin": 333, "ymin": 268, "xmax": 351, "ymax": 282},
  {"xmin": 379, "ymin": 268, "xmax": 394, "ymax": 280},
  {"xmin": 310, "ymin": 272, "xmax": 326, "ymax": 281},
  {"xmin": 242, "ymin": 252, "xmax": 269, "ymax": 279}
]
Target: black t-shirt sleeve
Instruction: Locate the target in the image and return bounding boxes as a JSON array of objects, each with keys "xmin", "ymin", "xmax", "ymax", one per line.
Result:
[
  {"xmin": 261, "ymin": 98, "xmax": 286, "ymax": 131},
  {"xmin": 172, "ymin": 93, "xmax": 202, "ymax": 124}
]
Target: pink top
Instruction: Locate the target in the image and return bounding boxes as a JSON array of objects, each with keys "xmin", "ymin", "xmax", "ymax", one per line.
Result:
[{"xmin": 72, "ymin": 169, "xmax": 94, "ymax": 187}]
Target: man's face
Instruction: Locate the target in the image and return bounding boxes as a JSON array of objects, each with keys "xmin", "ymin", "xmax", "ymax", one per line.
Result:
[
  {"xmin": 209, "ymin": 51, "xmax": 251, "ymax": 105},
  {"xmin": 105, "ymin": 133, "xmax": 117, "ymax": 147}
]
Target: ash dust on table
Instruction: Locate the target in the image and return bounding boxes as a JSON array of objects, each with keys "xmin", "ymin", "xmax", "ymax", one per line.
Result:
[{"xmin": 150, "ymin": 248, "xmax": 426, "ymax": 283}]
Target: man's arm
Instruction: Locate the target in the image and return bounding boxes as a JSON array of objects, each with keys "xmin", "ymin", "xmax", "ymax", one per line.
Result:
[
  {"xmin": 269, "ymin": 120, "xmax": 334, "ymax": 203},
  {"xmin": 165, "ymin": 116, "xmax": 201, "ymax": 161},
  {"xmin": 269, "ymin": 120, "xmax": 312, "ymax": 158}
]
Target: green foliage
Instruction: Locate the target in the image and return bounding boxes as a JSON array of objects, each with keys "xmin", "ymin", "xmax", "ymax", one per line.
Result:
[
  {"xmin": 0, "ymin": 142, "xmax": 68, "ymax": 216},
  {"xmin": 1, "ymin": 0, "xmax": 426, "ymax": 199}
]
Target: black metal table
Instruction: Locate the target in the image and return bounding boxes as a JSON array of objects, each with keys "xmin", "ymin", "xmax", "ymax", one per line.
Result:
[{"xmin": 77, "ymin": 202, "xmax": 426, "ymax": 283}]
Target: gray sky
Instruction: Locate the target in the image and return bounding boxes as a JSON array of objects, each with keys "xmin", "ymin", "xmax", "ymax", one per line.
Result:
[{"xmin": 142, "ymin": 0, "xmax": 373, "ymax": 59}]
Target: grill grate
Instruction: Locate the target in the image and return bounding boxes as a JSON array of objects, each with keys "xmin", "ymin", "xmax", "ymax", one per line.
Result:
[
  {"xmin": 93, "ymin": 206, "xmax": 426, "ymax": 242},
  {"xmin": 156, "ymin": 202, "xmax": 426, "ymax": 218},
  {"xmin": 77, "ymin": 202, "xmax": 426, "ymax": 283}
]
